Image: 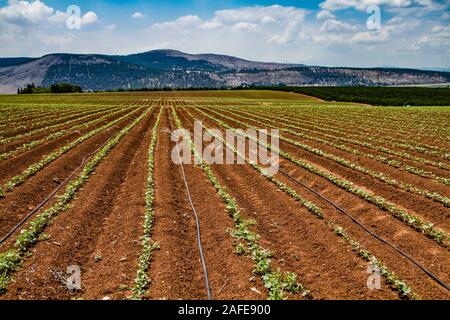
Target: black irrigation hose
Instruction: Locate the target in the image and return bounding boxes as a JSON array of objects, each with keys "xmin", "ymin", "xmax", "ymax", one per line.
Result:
[
  {"xmin": 187, "ymin": 105, "xmax": 450, "ymax": 293},
  {"xmin": 0, "ymin": 106, "xmax": 148, "ymax": 247},
  {"xmin": 278, "ymin": 168, "xmax": 450, "ymax": 292},
  {"xmin": 0, "ymin": 137, "xmax": 112, "ymax": 247},
  {"xmin": 169, "ymin": 108, "xmax": 212, "ymax": 300}
]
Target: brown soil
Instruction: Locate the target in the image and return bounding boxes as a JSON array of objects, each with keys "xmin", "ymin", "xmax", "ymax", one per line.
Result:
[
  {"xmin": 214, "ymin": 108, "xmax": 450, "ymax": 230},
  {"xmin": 178, "ymin": 107, "xmax": 399, "ymax": 300},
  {"xmin": 184, "ymin": 106, "xmax": 450, "ymax": 300},
  {"xmin": 0, "ymin": 106, "xmax": 154, "ymax": 300},
  {"xmin": 0, "ymin": 106, "xmax": 143, "ymax": 239},
  {"xmin": 146, "ymin": 105, "xmax": 260, "ymax": 300},
  {"xmin": 1, "ymin": 94, "xmax": 448, "ymax": 301}
]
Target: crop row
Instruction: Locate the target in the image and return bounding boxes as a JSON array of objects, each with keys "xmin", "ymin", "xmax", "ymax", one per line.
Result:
[
  {"xmin": 0, "ymin": 105, "xmax": 116, "ymax": 145},
  {"xmin": 0, "ymin": 107, "xmax": 130, "ymax": 161},
  {"xmin": 0, "ymin": 107, "xmax": 144, "ymax": 198},
  {"xmin": 236, "ymin": 107, "xmax": 450, "ymax": 171},
  {"xmin": 0, "ymin": 109, "xmax": 70, "ymax": 130},
  {"xmin": 213, "ymin": 107, "xmax": 450, "ymax": 207},
  {"xmin": 224, "ymin": 107, "xmax": 450, "ymax": 186},
  {"xmin": 246, "ymin": 107, "xmax": 450, "ymax": 177},
  {"xmin": 0, "ymin": 104, "xmax": 108, "ymax": 138},
  {"xmin": 245, "ymin": 103, "xmax": 449, "ymax": 147},
  {"xmin": 195, "ymin": 107, "xmax": 449, "ymax": 247},
  {"xmin": 172, "ymin": 106, "xmax": 308, "ymax": 300},
  {"xmin": 183, "ymin": 107, "xmax": 416, "ymax": 300},
  {"xmin": 130, "ymin": 107, "xmax": 163, "ymax": 299},
  {"xmin": 248, "ymin": 105, "xmax": 450, "ymax": 158},
  {"xmin": 276, "ymin": 104, "xmax": 450, "ymax": 138},
  {"xmin": 262, "ymin": 107, "xmax": 450, "ymax": 159},
  {"xmin": 0, "ymin": 107, "xmax": 150, "ymax": 294},
  {"xmin": 260, "ymin": 106, "xmax": 449, "ymax": 156},
  {"xmin": 0, "ymin": 104, "xmax": 88, "ymax": 124}
]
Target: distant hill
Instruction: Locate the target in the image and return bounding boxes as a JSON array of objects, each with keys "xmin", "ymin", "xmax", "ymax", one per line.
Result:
[{"xmin": 0, "ymin": 50, "xmax": 449, "ymax": 93}]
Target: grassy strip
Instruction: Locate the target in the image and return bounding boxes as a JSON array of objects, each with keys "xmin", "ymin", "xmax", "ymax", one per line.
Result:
[
  {"xmin": 216, "ymin": 108, "xmax": 450, "ymax": 206},
  {"xmin": 130, "ymin": 107, "xmax": 163, "ymax": 299},
  {"xmin": 196, "ymin": 107, "xmax": 449, "ymax": 247},
  {"xmin": 0, "ymin": 108, "xmax": 149, "ymax": 294},
  {"xmin": 0, "ymin": 107, "xmax": 142, "ymax": 197},
  {"xmin": 172, "ymin": 106, "xmax": 309, "ymax": 300},
  {"xmin": 0, "ymin": 106, "xmax": 128, "ymax": 161},
  {"xmin": 184, "ymin": 107, "xmax": 417, "ymax": 300}
]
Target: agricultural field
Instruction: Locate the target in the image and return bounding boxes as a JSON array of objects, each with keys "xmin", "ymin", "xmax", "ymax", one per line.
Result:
[{"xmin": 0, "ymin": 90, "xmax": 449, "ymax": 300}]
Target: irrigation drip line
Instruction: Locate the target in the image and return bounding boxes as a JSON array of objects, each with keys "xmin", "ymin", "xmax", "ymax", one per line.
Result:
[
  {"xmin": 0, "ymin": 109, "xmax": 142, "ymax": 248},
  {"xmin": 278, "ymin": 168, "xmax": 450, "ymax": 292},
  {"xmin": 169, "ymin": 106, "xmax": 212, "ymax": 300},
  {"xmin": 0, "ymin": 139, "xmax": 111, "ymax": 247},
  {"xmin": 186, "ymin": 104, "xmax": 450, "ymax": 293}
]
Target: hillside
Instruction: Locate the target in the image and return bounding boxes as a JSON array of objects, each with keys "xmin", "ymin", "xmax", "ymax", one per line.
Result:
[{"xmin": 0, "ymin": 50, "xmax": 449, "ymax": 93}]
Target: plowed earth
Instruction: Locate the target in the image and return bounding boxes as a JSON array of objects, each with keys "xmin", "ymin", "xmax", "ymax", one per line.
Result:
[{"xmin": 0, "ymin": 91, "xmax": 448, "ymax": 300}]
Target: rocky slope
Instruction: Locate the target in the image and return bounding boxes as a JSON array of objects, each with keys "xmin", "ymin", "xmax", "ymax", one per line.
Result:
[{"xmin": 0, "ymin": 49, "xmax": 448, "ymax": 93}]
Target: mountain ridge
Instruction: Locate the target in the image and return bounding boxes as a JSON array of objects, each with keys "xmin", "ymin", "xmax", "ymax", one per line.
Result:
[{"xmin": 0, "ymin": 50, "xmax": 449, "ymax": 93}]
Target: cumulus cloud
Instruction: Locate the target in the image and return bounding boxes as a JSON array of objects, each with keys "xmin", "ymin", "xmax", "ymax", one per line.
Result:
[
  {"xmin": 151, "ymin": 15, "xmax": 201, "ymax": 30},
  {"xmin": 350, "ymin": 29, "xmax": 390, "ymax": 43},
  {"xmin": 81, "ymin": 11, "xmax": 97, "ymax": 26},
  {"xmin": 231, "ymin": 22, "xmax": 259, "ymax": 32},
  {"xmin": 0, "ymin": 0, "xmax": 54, "ymax": 24},
  {"xmin": 0, "ymin": 2, "xmax": 448, "ymax": 70},
  {"xmin": 104, "ymin": 24, "xmax": 116, "ymax": 31},
  {"xmin": 0, "ymin": 0, "xmax": 98, "ymax": 27},
  {"xmin": 321, "ymin": 19, "xmax": 357, "ymax": 32},
  {"xmin": 411, "ymin": 22, "xmax": 450, "ymax": 49},
  {"xmin": 149, "ymin": 5, "xmax": 306, "ymax": 45},
  {"xmin": 319, "ymin": 0, "xmax": 444, "ymax": 11},
  {"xmin": 132, "ymin": 12, "xmax": 145, "ymax": 19},
  {"xmin": 200, "ymin": 21, "xmax": 222, "ymax": 30},
  {"xmin": 316, "ymin": 10, "xmax": 336, "ymax": 20}
]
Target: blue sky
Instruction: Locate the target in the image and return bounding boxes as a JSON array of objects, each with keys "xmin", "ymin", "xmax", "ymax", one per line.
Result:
[{"xmin": 0, "ymin": 0, "xmax": 449, "ymax": 68}]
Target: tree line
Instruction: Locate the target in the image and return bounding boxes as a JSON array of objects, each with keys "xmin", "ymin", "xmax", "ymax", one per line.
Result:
[{"xmin": 18, "ymin": 83, "xmax": 82, "ymax": 94}]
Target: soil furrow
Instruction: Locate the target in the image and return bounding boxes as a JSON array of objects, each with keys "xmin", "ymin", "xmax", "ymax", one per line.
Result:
[
  {"xmin": 0, "ymin": 105, "xmax": 144, "ymax": 238},
  {"xmin": 0, "ymin": 106, "xmax": 153, "ymax": 300},
  {"xmin": 185, "ymin": 106, "xmax": 450, "ymax": 299},
  {"xmin": 147, "ymin": 104, "xmax": 259, "ymax": 300}
]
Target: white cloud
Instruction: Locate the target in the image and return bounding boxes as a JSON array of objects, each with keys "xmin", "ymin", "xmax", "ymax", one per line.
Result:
[
  {"xmin": 0, "ymin": 0, "xmax": 54, "ymax": 24},
  {"xmin": 350, "ymin": 29, "xmax": 390, "ymax": 43},
  {"xmin": 200, "ymin": 21, "xmax": 222, "ymax": 30},
  {"xmin": 104, "ymin": 24, "xmax": 116, "ymax": 31},
  {"xmin": 231, "ymin": 22, "xmax": 259, "ymax": 32},
  {"xmin": 316, "ymin": 10, "xmax": 336, "ymax": 20},
  {"xmin": 132, "ymin": 12, "xmax": 145, "ymax": 19},
  {"xmin": 411, "ymin": 22, "xmax": 450, "ymax": 49},
  {"xmin": 0, "ymin": 3, "xmax": 448, "ymax": 70},
  {"xmin": 149, "ymin": 5, "xmax": 306, "ymax": 45},
  {"xmin": 81, "ymin": 11, "xmax": 97, "ymax": 26},
  {"xmin": 0, "ymin": 1, "xmax": 99, "ymax": 27},
  {"xmin": 321, "ymin": 19, "xmax": 357, "ymax": 32},
  {"xmin": 260, "ymin": 16, "xmax": 276, "ymax": 24},
  {"xmin": 319, "ymin": 0, "xmax": 445, "ymax": 12},
  {"xmin": 151, "ymin": 15, "xmax": 201, "ymax": 30}
]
